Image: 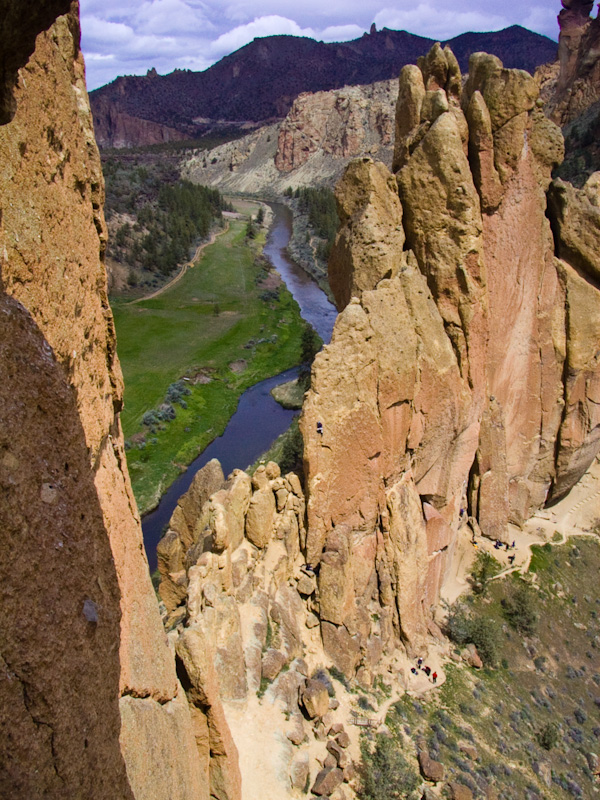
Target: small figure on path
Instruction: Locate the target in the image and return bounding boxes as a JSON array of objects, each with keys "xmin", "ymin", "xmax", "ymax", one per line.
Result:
[
  {"xmin": 316, "ymin": 421, "xmax": 323, "ymax": 436},
  {"xmin": 432, "ymin": 672, "xmax": 438, "ymax": 684},
  {"xmin": 508, "ymin": 555, "xmax": 516, "ymax": 565},
  {"xmin": 424, "ymin": 666, "xmax": 431, "ymax": 677},
  {"xmin": 417, "ymin": 657, "xmax": 423, "ymax": 668}
]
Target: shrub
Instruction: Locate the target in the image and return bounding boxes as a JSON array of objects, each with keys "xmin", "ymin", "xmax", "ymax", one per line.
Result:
[
  {"xmin": 502, "ymin": 582, "xmax": 538, "ymax": 635},
  {"xmin": 470, "ymin": 551, "xmax": 501, "ymax": 594},
  {"xmin": 446, "ymin": 604, "xmax": 501, "ymax": 665},
  {"xmin": 537, "ymin": 722, "xmax": 559, "ymax": 751},
  {"xmin": 358, "ymin": 734, "xmax": 420, "ymax": 800}
]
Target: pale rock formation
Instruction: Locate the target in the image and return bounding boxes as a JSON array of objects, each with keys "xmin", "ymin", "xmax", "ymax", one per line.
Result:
[
  {"xmin": 301, "ymin": 45, "xmax": 600, "ymax": 674},
  {"xmin": 183, "ymin": 81, "xmax": 397, "ymax": 195},
  {"xmin": 0, "ymin": 4, "xmax": 238, "ymax": 798}
]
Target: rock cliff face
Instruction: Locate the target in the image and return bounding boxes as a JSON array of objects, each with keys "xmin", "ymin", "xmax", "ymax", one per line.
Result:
[
  {"xmin": 92, "ymin": 94, "xmax": 188, "ymax": 149},
  {"xmin": 300, "ymin": 45, "xmax": 600, "ymax": 670},
  {"xmin": 156, "ymin": 459, "xmax": 364, "ymax": 797},
  {"xmin": 183, "ymin": 81, "xmax": 397, "ymax": 195},
  {"xmin": 546, "ymin": 0, "xmax": 600, "ymax": 125},
  {"xmin": 0, "ymin": 3, "xmax": 238, "ymax": 798}
]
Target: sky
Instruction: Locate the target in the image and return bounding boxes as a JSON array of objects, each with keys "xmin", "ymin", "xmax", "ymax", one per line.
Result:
[{"xmin": 80, "ymin": 0, "xmax": 569, "ymax": 91}]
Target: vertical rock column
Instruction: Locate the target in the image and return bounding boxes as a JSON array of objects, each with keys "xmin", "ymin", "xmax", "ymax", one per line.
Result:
[{"xmin": 0, "ymin": 3, "xmax": 211, "ymax": 798}]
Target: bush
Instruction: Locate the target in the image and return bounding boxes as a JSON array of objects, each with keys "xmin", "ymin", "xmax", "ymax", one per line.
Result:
[
  {"xmin": 358, "ymin": 734, "xmax": 420, "ymax": 800},
  {"xmin": 470, "ymin": 551, "xmax": 501, "ymax": 594},
  {"xmin": 537, "ymin": 722, "xmax": 559, "ymax": 751},
  {"xmin": 502, "ymin": 582, "xmax": 538, "ymax": 635},
  {"xmin": 446, "ymin": 604, "xmax": 501, "ymax": 665}
]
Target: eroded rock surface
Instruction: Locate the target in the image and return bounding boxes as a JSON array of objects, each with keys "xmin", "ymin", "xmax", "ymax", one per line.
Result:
[
  {"xmin": 0, "ymin": 5, "xmax": 236, "ymax": 798},
  {"xmin": 300, "ymin": 45, "xmax": 600, "ymax": 674}
]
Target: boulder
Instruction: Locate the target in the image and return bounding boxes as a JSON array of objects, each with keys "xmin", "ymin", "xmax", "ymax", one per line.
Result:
[
  {"xmin": 312, "ymin": 767, "xmax": 344, "ymax": 797},
  {"xmin": 301, "ymin": 679, "xmax": 331, "ymax": 719},
  {"xmin": 448, "ymin": 782, "xmax": 474, "ymax": 800},
  {"xmin": 418, "ymin": 751, "xmax": 445, "ymax": 782},
  {"xmin": 245, "ymin": 486, "xmax": 276, "ymax": 548},
  {"xmin": 261, "ymin": 648, "xmax": 287, "ymax": 681},
  {"xmin": 290, "ymin": 752, "xmax": 310, "ymax": 790},
  {"xmin": 462, "ymin": 644, "xmax": 483, "ymax": 669}
]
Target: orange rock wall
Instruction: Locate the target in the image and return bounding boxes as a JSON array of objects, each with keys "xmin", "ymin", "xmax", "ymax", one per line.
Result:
[
  {"xmin": 301, "ymin": 45, "xmax": 600, "ymax": 674},
  {"xmin": 0, "ymin": 4, "xmax": 230, "ymax": 797}
]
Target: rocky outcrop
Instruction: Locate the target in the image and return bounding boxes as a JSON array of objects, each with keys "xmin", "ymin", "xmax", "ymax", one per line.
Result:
[
  {"xmin": 546, "ymin": 1, "xmax": 600, "ymax": 126},
  {"xmin": 183, "ymin": 81, "xmax": 397, "ymax": 196},
  {"xmin": 0, "ymin": 4, "xmax": 236, "ymax": 798},
  {"xmin": 300, "ymin": 45, "xmax": 600, "ymax": 672},
  {"xmin": 92, "ymin": 95, "xmax": 188, "ymax": 149},
  {"xmin": 275, "ymin": 82, "xmax": 395, "ymax": 174}
]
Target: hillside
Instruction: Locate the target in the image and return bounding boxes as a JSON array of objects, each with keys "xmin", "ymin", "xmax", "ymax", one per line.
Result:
[{"xmin": 90, "ymin": 25, "xmax": 557, "ymax": 148}]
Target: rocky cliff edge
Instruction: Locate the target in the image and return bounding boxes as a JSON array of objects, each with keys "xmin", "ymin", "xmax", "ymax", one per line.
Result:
[
  {"xmin": 0, "ymin": 3, "xmax": 239, "ymax": 798},
  {"xmin": 301, "ymin": 43, "xmax": 600, "ymax": 666}
]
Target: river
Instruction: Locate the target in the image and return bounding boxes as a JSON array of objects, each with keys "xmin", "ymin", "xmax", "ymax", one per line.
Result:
[{"xmin": 142, "ymin": 203, "xmax": 337, "ymax": 571}]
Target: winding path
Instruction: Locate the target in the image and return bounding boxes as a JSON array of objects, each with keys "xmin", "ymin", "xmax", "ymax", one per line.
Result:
[{"xmin": 128, "ymin": 220, "xmax": 230, "ymax": 305}]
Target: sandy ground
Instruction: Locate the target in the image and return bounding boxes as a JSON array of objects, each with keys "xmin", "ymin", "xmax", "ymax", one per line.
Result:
[{"xmin": 224, "ymin": 459, "xmax": 600, "ymax": 800}]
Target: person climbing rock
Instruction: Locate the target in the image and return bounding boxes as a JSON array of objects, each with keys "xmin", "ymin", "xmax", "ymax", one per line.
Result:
[{"xmin": 316, "ymin": 421, "xmax": 323, "ymax": 436}]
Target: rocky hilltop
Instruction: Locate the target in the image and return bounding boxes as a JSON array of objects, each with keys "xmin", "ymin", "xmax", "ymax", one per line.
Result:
[
  {"xmin": 183, "ymin": 81, "xmax": 396, "ymax": 195},
  {"xmin": 0, "ymin": 3, "xmax": 239, "ymax": 798},
  {"xmin": 90, "ymin": 26, "xmax": 557, "ymax": 148}
]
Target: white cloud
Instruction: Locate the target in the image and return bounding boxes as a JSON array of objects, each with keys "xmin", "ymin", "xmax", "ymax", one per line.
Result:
[
  {"xmin": 132, "ymin": 0, "xmax": 212, "ymax": 36},
  {"xmin": 209, "ymin": 15, "xmax": 316, "ymax": 57},
  {"xmin": 79, "ymin": 0, "xmax": 565, "ymax": 89},
  {"xmin": 320, "ymin": 24, "xmax": 364, "ymax": 42},
  {"xmin": 374, "ymin": 4, "xmax": 507, "ymax": 40}
]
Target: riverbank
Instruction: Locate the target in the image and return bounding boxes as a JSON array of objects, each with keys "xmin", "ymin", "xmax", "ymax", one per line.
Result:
[{"xmin": 112, "ymin": 205, "xmax": 308, "ymax": 514}]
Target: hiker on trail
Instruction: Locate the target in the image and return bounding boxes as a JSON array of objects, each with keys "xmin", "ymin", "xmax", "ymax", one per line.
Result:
[
  {"xmin": 411, "ymin": 667, "xmax": 418, "ymax": 675},
  {"xmin": 512, "ymin": 540, "xmax": 516, "ymax": 549},
  {"xmin": 505, "ymin": 542, "xmax": 510, "ymax": 551},
  {"xmin": 424, "ymin": 666, "xmax": 431, "ymax": 677},
  {"xmin": 432, "ymin": 672, "xmax": 438, "ymax": 684},
  {"xmin": 317, "ymin": 421, "xmax": 323, "ymax": 436},
  {"xmin": 508, "ymin": 555, "xmax": 515, "ymax": 565},
  {"xmin": 494, "ymin": 540, "xmax": 501, "ymax": 549},
  {"xmin": 417, "ymin": 657, "xmax": 423, "ymax": 668}
]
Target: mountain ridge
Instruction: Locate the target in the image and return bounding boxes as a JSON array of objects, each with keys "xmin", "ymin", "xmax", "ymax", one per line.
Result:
[{"xmin": 90, "ymin": 25, "xmax": 558, "ymax": 148}]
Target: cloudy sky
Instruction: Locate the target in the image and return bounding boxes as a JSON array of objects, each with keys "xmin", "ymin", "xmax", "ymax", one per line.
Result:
[{"xmin": 80, "ymin": 0, "xmax": 567, "ymax": 91}]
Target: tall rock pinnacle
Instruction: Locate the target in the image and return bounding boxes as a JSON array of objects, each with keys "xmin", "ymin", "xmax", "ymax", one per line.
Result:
[{"xmin": 300, "ymin": 44, "xmax": 600, "ymax": 674}]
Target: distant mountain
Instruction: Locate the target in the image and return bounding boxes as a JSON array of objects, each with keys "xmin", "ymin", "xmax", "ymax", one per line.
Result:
[{"xmin": 90, "ymin": 25, "xmax": 558, "ymax": 148}]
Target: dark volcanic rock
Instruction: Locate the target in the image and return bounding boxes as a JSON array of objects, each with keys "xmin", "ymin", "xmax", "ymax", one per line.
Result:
[{"xmin": 90, "ymin": 27, "xmax": 557, "ymax": 147}]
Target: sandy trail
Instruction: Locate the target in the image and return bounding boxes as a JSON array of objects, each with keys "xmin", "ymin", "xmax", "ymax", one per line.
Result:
[{"xmin": 128, "ymin": 221, "xmax": 230, "ymax": 304}]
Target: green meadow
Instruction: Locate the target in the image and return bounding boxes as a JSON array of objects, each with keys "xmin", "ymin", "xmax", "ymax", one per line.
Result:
[{"xmin": 111, "ymin": 210, "xmax": 307, "ymax": 513}]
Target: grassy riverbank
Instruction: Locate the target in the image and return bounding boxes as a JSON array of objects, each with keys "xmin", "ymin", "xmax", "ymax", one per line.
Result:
[{"xmin": 112, "ymin": 206, "xmax": 307, "ymax": 513}]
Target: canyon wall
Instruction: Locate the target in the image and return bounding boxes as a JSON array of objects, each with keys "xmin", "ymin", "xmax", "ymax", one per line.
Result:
[
  {"xmin": 183, "ymin": 81, "xmax": 397, "ymax": 195},
  {"xmin": 300, "ymin": 44, "xmax": 600, "ymax": 667},
  {"xmin": 546, "ymin": 0, "xmax": 600, "ymax": 125},
  {"xmin": 0, "ymin": 3, "xmax": 238, "ymax": 797}
]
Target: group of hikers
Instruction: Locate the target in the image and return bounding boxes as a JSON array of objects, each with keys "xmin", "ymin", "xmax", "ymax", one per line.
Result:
[
  {"xmin": 411, "ymin": 658, "xmax": 437, "ymax": 684},
  {"xmin": 494, "ymin": 538, "xmax": 517, "ymax": 565}
]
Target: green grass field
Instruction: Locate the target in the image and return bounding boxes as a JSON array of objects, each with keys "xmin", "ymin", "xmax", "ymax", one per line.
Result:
[{"xmin": 111, "ymin": 211, "xmax": 307, "ymax": 513}]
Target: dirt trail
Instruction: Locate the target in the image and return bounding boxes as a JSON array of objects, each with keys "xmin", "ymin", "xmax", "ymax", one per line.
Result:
[{"xmin": 128, "ymin": 221, "xmax": 230, "ymax": 304}]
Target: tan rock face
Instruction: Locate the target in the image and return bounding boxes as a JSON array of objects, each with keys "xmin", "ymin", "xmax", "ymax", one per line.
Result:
[
  {"xmin": 275, "ymin": 81, "xmax": 395, "ymax": 173},
  {"xmin": 0, "ymin": 5, "xmax": 229, "ymax": 798},
  {"xmin": 301, "ymin": 44, "xmax": 600, "ymax": 673},
  {"xmin": 546, "ymin": 1, "xmax": 600, "ymax": 125}
]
